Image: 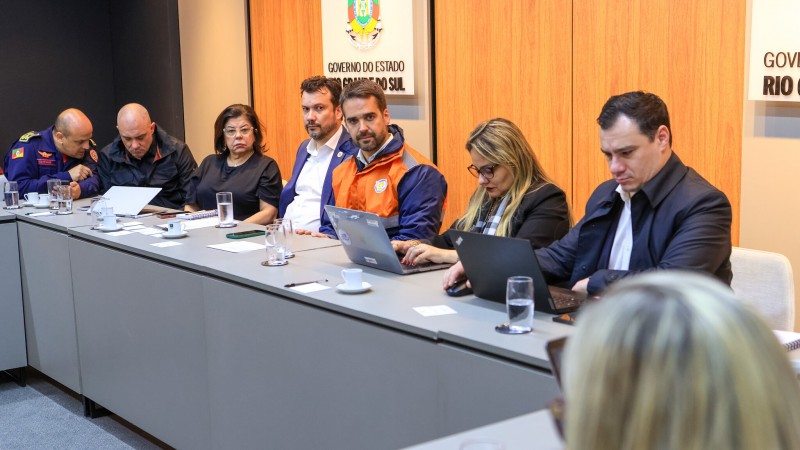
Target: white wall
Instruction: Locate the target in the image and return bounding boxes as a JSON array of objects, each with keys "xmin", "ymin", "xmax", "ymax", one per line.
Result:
[
  {"xmin": 741, "ymin": 0, "xmax": 800, "ymax": 331},
  {"xmin": 178, "ymin": 0, "xmax": 250, "ymax": 161}
]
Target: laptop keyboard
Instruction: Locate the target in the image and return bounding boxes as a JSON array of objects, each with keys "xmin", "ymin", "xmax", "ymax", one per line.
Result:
[{"xmin": 551, "ymin": 290, "xmax": 585, "ymax": 312}]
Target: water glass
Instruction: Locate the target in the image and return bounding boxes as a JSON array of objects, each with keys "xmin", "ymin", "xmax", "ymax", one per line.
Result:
[
  {"xmin": 273, "ymin": 218, "xmax": 295, "ymax": 258},
  {"xmin": 3, "ymin": 181, "xmax": 20, "ymax": 209},
  {"xmin": 88, "ymin": 197, "xmax": 108, "ymax": 227},
  {"xmin": 499, "ymin": 276, "xmax": 534, "ymax": 334},
  {"xmin": 262, "ymin": 224, "xmax": 288, "ymax": 266},
  {"xmin": 47, "ymin": 179, "xmax": 61, "ymax": 210},
  {"xmin": 56, "ymin": 183, "xmax": 73, "ymax": 215},
  {"xmin": 216, "ymin": 191, "xmax": 235, "ymax": 228}
]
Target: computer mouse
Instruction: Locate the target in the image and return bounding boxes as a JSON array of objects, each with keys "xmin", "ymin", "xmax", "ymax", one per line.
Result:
[{"xmin": 446, "ymin": 280, "xmax": 473, "ymax": 297}]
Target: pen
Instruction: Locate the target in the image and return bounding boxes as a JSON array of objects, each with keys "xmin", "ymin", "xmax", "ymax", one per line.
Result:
[{"xmin": 285, "ymin": 279, "xmax": 328, "ymax": 288}]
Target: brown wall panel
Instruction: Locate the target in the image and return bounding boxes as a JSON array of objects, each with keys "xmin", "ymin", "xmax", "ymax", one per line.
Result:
[
  {"xmin": 434, "ymin": 1, "xmax": 573, "ymax": 230},
  {"xmin": 572, "ymin": 0, "xmax": 744, "ymax": 243},
  {"xmin": 250, "ymin": 0, "xmax": 323, "ymax": 181}
]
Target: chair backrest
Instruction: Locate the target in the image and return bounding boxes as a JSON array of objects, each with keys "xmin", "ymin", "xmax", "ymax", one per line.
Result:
[{"xmin": 730, "ymin": 247, "xmax": 796, "ymax": 331}]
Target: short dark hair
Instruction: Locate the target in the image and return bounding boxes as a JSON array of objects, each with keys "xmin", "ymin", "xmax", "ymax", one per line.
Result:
[
  {"xmin": 300, "ymin": 76, "xmax": 343, "ymax": 108},
  {"xmin": 339, "ymin": 79, "xmax": 387, "ymax": 115},
  {"xmin": 213, "ymin": 104, "xmax": 266, "ymax": 155},
  {"xmin": 597, "ymin": 91, "xmax": 672, "ymax": 145}
]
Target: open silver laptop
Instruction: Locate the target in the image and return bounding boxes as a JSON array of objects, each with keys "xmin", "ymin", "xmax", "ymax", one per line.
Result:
[{"xmin": 324, "ymin": 205, "xmax": 451, "ymax": 275}]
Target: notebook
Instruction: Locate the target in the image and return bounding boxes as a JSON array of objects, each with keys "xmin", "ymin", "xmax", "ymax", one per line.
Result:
[
  {"xmin": 102, "ymin": 186, "xmax": 162, "ymax": 216},
  {"xmin": 323, "ymin": 205, "xmax": 451, "ymax": 275},
  {"xmin": 448, "ymin": 230, "xmax": 587, "ymax": 314},
  {"xmin": 177, "ymin": 210, "xmax": 217, "ymax": 220},
  {"xmin": 774, "ymin": 330, "xmax": 800, "ymax": 352}
]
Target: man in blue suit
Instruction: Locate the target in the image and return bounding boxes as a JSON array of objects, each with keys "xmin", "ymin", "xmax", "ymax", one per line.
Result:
[
  {"xmin": 279, "ymin": 76, "xmax": 356, "ymax": 233},
  {"xmin": 535, "ymin": 91, "xmax": 732, "ymax": 296}
]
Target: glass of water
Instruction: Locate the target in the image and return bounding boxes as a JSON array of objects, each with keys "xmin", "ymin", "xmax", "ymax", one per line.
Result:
[
  {"xmin": 273, "ymin": 218, "xmax": 295, "ymax": 258},
  {"xmin": 47, "ymin": 179, "xmax": 61, "ymax": 210},
  {"xmin": 56, "ymin": 183, "xmax": 73, "ymax": 215},
  {"xmin": 496, "ymin": 276, "xmax": 534, "ymax": 334},
  {"xmin": 261, "ymin": 224, "xmax": 288, "ymax": 266},
  {"xmin": 3, "ymin": 181, "xmax": 21, "ymax": 209},
  {"xmin": 216, "ymin": 191, "xmax": 235, "ymax": 227}
]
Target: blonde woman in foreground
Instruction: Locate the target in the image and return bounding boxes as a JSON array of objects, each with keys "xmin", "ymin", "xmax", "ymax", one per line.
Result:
[{"xmin": 562, "ymin": 271, "xmax": 800, "ymax": 450}]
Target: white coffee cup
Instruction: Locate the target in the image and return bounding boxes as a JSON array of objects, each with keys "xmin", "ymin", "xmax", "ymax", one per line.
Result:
[
  {"xmin": 37, "ymin": 194, "xmax": 50, "ymax": 206},
  {"xmin": 24, "ymin": 192, "xmax": 40, "ymax": 204},
  {"xmin": 166, "ymin": 220, "xmax": 185, "ymax": 236},
  {"xmin": 341, "ymin": 268, "xmax": 363, "ymax": 289},
  {"xmin": 102, "ymin": 213, "xmax": 117, "ymax": 229}
]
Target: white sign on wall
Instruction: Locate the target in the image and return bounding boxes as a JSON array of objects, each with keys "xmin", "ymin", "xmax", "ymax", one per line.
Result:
[
  {"xmin": 321, "ymin": 0, "xmax": 415, "ymax": 96},
  {"xmin": 749, "ymin": 0, "xmax": 800, "ymax": 102}
]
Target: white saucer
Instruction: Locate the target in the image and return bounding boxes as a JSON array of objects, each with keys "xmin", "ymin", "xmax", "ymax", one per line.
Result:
[
  {"xmin": 34, "ymin": 203, "xmax": 51, "ymax": 209},
  {"xmin": 336, "ymin": 281, "xmax": 372, "ymax": 294},
  {"xmin": 96, "ymin": 224, "xmax": 124, "ymax": 232},
  {"xmin": 162, "ymin": 231, "xmax": 188, "ymax": 239}
]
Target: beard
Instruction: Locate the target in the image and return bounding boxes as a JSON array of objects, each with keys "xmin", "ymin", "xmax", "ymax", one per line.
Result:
[{"xmin": 305, "ymin": 121, "xmax": 335, "ymax": 141}]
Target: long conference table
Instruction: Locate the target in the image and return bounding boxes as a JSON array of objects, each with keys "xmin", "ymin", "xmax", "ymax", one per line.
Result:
[
  {"xmin": 3, "ymin": 199, "xmax": 569, "ymax": 449},
  {"xmin": 3, "ymin": 200, "xmax": 800, "ymax": 449}
]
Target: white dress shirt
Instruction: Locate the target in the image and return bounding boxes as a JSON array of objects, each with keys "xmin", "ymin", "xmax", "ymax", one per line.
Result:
[
  {"xmin": 283, "ymin": 126, "xmax": 344, "ymax": 231},
  {"xmin": 608, "ymin": 185, "xmax": 633, "ymax": 271}
]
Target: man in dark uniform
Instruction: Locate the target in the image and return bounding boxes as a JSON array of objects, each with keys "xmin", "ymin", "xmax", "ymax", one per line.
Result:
[
  {"xmin": 98, "ymin": 103, "xmax": 197, "ymax": 209},
  {"xmin": 3, "ymin": 108, "xmax": 99, "ymax": 199}
]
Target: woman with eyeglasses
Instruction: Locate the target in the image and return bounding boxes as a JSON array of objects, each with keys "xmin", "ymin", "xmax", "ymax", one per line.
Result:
[
  {"xmin": 395, "ymin": 118, "xmax": 570, "ymax": 288},
  {"xmin": 184, "ymin": 104, "xmax": 282, "ymax": 224},
  {"xmin": 561, "ymin": 272, "xmax": 800, "ymax": 449}
]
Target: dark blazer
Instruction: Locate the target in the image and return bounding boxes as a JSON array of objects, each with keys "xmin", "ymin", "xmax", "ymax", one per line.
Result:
[
  {"xmin": 439, "ymin": 182, "xmax": 570, "ymax": 249},
  {"xmin": 278, "ymin": 128, "xmax": 357, "ymax": 226},
  {"xmin": 535, "ymin": 153, "xmax": 732, "ymax": 295}
]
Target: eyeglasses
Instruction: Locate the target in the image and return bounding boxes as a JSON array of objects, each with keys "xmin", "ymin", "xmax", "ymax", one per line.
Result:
[
  {"xmin": 223, "ymin": 127, "xmax": 254, "ymax": 137},
  {"xmin": 467, "ymin": 163, "xmax": 497, "ymax": 180}
]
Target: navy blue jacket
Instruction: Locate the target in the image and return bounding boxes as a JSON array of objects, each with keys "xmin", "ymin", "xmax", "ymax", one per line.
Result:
[
  {"xmin": 98, "ymin": 125, "xmax": 197, "ymax": 209},
  {"xmin": 535, "ymin": 153, "xmax": 732, "ymax": 295},
  {"xmin": 3, "ymin": 126, "xmax": 100, "ymax": 198},
  {"xmin": 278, "ymin": 128, "xmax": 357, "ymax": 227}
]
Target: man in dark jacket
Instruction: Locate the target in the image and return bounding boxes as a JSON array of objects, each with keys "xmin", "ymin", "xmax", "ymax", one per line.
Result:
[
  {"xmin": 535, "ymin": 91, "xmax": 732, "ymax": 296},
  {"xmin": 98, "ymin": 103, "xmax": 197, "ymax": 209}
]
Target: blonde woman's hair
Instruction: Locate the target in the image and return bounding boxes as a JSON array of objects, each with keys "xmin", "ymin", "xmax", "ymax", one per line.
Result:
[
  {"xmin": 563, "ymin": 271, "xmax": 800, "ymax": 450},
  {"xmin": 455, "ymin": 118, "xmax": 553, "ymax": 237}
]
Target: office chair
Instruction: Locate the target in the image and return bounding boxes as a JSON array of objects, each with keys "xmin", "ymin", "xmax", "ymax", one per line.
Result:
[{"xmin": 730, "ymin": 247, "xmax": 796, "ymax": 331}]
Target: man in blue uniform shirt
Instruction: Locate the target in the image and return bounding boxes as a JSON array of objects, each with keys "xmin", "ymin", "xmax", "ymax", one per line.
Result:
[
  {"xmin": 98, "ymin": 103, "xmax": 197, "ymax": 209},
  {"xmin": 3, "ymin": 108, "xmax": 99, "ymax": 199},
  {"xmin": 280, "ymin": 76, "xmax": 357, "ymax": 233}
]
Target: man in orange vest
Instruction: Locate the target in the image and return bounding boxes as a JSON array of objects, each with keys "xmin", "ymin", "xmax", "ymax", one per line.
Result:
[{"xmin": 320, "ymin": 79, "xmax": 447, "ymax": 241}]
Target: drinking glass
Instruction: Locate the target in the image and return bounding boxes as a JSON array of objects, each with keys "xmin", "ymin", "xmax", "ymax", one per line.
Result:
[
  {"xmin": 216, "ymin": 192, "xmax": 235, "ymax": 228},
  {"xmin": 3, "ymin": 181, "xmax": 20, "ymax": 209},
  {"xmin": 56, "ymin": 183, "xmax": 73, "ymax": 215},
  {"xmin": 273, "ymin": 218, "xmax": 295, "ymax": 258},
  {"xmin": 47, "ymin": 179, "xmax": 61, "ymax": 210},
  {"xmin": 496, "ymin": 276, "xmax": 534, "ymax": 334},
  {"xmin": 262, "ymin": 224, "xmax": 288, "ymax": 266},
  {"xmin": 88, "ymin": 197, "xmax": 108, "ymax": 227}
]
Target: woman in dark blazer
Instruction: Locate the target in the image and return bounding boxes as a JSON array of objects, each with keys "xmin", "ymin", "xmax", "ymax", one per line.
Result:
[{"xmin": 395, "ymin": 118, "xmax": 570, "ymax": 284}]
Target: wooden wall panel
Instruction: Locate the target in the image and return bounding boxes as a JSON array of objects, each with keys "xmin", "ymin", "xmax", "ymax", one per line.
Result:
[
  {"xmin": 572, "ymin": 0, "xmax": 744, "ymax": 243},
  {"xmin": 434, "ymin": 1, "xmax": 573, "ymax": 230},
  {"xmin": 249, "ymin": 0, "xmax": 322, "ymax": 180}
]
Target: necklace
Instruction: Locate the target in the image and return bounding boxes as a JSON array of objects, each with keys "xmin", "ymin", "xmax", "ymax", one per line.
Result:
[{"xmin": 228, "ymin": 151, "xmax": 253, "ymax": 167}]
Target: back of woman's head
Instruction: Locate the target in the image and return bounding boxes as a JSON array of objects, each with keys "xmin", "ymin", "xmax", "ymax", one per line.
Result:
[{"xmin": 563, "ymin": 271, "xmax": 800, "ymax": 450}]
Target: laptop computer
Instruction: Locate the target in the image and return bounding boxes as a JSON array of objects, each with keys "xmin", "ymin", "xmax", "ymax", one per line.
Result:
[
  {"xmin": 448, "ymin": 230, "xmax": 587, "ymax": 314},
  {"xmin": 324, "ymin": 205, "xmax": 451, "ymax": 275}
]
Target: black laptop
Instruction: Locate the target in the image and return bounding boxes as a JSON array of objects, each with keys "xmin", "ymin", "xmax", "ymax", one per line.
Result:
[{"xmin": 449, "ymin": 231, "xmax": 587, "ymax": 314}]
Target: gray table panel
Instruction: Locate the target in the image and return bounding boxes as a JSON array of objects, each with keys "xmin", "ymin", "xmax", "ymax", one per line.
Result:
[
  {"xmin": 17, "ymin": 221, "xmax": 81, "ymax": 392},
  {"xmin": 10, "ymin": 198, "xmax": 96, "ymax": 232},
  {"xmin": 0, "ymin": 220, "xmax": 26, "ymax": 371},
  {"xmin": 403, "ymin": 410, "xmax": 562, "ymax": 450},
  {"xmin": 70, "ymin": 238, "xmax": 212, "ymax": 450},
  {"xmin": 203, "ymin": 278, "xmax": 557, "ymax": 450}
]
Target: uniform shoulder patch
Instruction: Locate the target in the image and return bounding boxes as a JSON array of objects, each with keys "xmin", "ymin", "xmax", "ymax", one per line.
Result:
[
  {"xmin": 18, "ymin": 131, "xmax": 40, "ymax": 143},
  {"xmin": 89, "ymin": 149, "xmax": 98, "ymax": 163},
  {"xmin": 11, "ymin": 147, "xmax": 24, "ymax": 159},
  {"xmin": 38, "ymin": 151, "xmax": 53, "ymax": 159}
]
